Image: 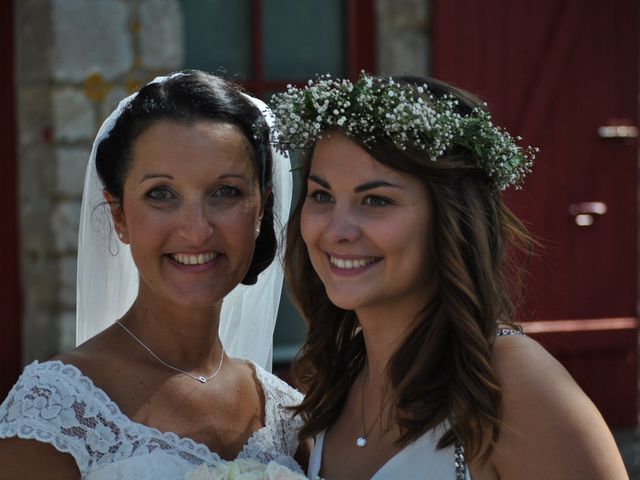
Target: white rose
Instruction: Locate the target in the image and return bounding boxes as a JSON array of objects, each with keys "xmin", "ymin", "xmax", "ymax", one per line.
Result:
[
  {"xmin": 263, "ymin": 461, "xmax": 308, "ymax": 480},
  {"xmin": 185, "ymin": 459, "xmax": 309, "ymax": 480}
]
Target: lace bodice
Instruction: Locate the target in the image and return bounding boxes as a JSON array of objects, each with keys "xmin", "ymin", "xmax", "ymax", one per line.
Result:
[{"xmin": 0, "ymin": 360, "xmax": 303, "ymax": 479}]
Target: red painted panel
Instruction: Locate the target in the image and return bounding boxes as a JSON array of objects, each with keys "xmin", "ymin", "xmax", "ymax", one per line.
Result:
[
  {"xmin": 432, "ymin": 0, "xmax": 639, "ymax": 427},
  {"xmin": 432, "ymin": 1, "xmax": 638, "ymax": 320},
  {"xmin": 526, "ymin": 319, "xmax": 638, "ymax": 428},
  {"xmin": 347, "ymin": 0, "xmax": 377, "ymax": 77},
  {"xmin": 0, "ymin": 0, "xmax": 22, "ymax": 400}
]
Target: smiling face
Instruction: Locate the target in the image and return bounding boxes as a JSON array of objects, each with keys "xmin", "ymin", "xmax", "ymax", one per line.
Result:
[
  {"xmin": 300, "ymin": 131, "xmax": 434, "ymax": 317},
  {"xmin": 109, "ymin": 120, "xmax": 263, "ymax": 309}
]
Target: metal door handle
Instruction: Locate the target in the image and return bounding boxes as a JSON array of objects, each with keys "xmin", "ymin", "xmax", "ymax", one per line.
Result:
[
  {"xmin": 568, "ymin": 202, "xmax": 607, "ymax": 226},
  {"xmin": 598, "ymin": 125, "xmax": 638, "ymax": 138}
]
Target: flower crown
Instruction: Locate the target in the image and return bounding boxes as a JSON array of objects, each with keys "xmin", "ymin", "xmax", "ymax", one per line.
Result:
[{"xmin": 270, "ymin": 73, "xmax": 537, "ymax": 191}]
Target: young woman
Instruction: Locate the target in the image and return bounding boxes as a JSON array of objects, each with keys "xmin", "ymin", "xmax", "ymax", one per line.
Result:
[
  {"xmin": 0, "ymin": 71, "xmax": 307, "ymax": 479},
  {"xmin": 272, "ymin": 74, "xmax": 627, "ymax": 479}
]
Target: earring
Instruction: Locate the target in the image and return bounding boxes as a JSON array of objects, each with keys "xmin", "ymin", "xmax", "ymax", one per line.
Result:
[
  {"xmin": 255, "ymin": 226, "xmax": 261, "ymax": 238},
  {"xmin": 118, "ymin": 232, "xmax": 124, "ymax": 240}
]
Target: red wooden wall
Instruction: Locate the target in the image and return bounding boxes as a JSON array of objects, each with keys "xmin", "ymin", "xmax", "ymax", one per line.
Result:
[
  {"xmin": 432, "ymin": 0, "xmax": 639, "ymax": 427},
  {"xmin": 0, "ymin": 0, "xmax": 22, "ymax": 400}
]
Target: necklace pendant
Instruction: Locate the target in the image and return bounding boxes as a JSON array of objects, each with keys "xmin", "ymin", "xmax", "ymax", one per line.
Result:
[
  {"xmin": 198, "ymin": 376, "xmax": 207, "ymax": 383},
  {"xmin": 356, "ymin": 436, "xmax": 367, "ymax": 448}
]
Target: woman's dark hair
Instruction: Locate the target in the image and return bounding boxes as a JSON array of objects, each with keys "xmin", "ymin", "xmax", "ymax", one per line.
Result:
[
  {"xmin": 96, "ymin": 70, "xmax": 275, "ymax": 285},
  {"xmin": 286, "ymin": 76, "xmax": 534, "ymax": 462}
]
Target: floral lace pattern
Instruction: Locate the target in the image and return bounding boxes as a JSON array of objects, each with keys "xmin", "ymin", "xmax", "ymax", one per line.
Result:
[{"xmin": 0, "ymin": 361, "xmax": 303, "ymax": 478}]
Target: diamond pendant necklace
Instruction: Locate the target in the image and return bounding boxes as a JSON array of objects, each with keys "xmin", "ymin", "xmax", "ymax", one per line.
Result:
[
  {"xmin": 116, "ymin": 321, "xmax": 224, "ymax": 384},
  {"xmin": 356, "ymin": 363, "xmax": 392, "ymax": 448}
]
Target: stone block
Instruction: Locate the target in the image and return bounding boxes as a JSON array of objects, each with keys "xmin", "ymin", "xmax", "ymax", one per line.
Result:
[
  {"xmin": 53, "ymin": 88, "xmax": 96, "ymax": 142},
  {"xmin": 19, "ymin": 142, "xmax": 55, "ymax": 203},
  {"xmin": 139, "ymin": 0, "xmax": 184, "ymax": 69},
  {"xmin": 57, "ymin": 310, "xmax": 77, "ymax": 352},
  {"xmin": 378, "ymin": 33, "xmax": 430, "ymax": 76},
  {"xmin": 21, "ymin": 254, "xmax": 59, "ymax": 361},
  {"xmin": 51, "ymin": 0, "xmax": 133, "ymax": 82},
  {"xmin": 21, "ymin": 202, "xmax": 55, "ymax": 267},
  {"xmin": 22, "ymin": 309, "xmax": 58, "ymax": 362},
  {"xmin": 15, "ymin": 0, "xmax": 53, "ymax": 84},
  {"xmin": 56, "ymin": 147, "xmax": 90, "ymax": 197},
  {"xmin": 59, "ymin": 256, "xmax": 78, "ymax": 309},
  {"xmin": 100, "ymin": 86, "xmax": 129, "ymax": 123},
  {"xmin": 17, "ymin": 86, "xmax": 52, "ymax": 147},
  {"xmin": 51, "ymin": 200, "xmax": 82, "ymax": 253},
  {"xmin": 376, "ymin": 0, "xmax": 430, "ymax": 76},
  {"xmin": 21, "ymin": 256, "xmax": 58, "ymax": 311}
]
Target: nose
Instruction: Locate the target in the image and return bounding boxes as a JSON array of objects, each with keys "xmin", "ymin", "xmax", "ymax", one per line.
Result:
[
  {"xmin": 325, "ymin": 204, "xmax": 361, "ymax": 243},
  {"xmin": 178, "ymin": 200, "xmax": 214, "ymax": 245}
]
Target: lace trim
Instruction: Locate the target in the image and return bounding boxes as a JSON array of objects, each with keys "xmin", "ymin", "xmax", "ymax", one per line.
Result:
[{"xmin": 0, "ymin": 360, "xmax": 303, "ymax": 474}]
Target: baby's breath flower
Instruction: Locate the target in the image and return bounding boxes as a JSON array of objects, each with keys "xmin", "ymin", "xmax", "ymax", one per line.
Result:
[{"xmin": 270, "ymin": 72, "xmax": 536, "ymax": 191}]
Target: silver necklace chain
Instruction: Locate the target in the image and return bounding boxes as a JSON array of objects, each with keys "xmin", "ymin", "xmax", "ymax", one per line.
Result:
[
  {"xmin": 356, "ymin": 363, "xmax": 392, "ymax": 448},
  {"xmin": 116, "ymin": 321, "xmax": 224, "ymax": 384}
]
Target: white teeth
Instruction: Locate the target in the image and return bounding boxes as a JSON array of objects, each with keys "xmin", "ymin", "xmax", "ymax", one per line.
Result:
[
  {"xmin": 171, "ymin": 252, "xmax": 218, "ymax": 265},
  {"xmin": 330, "ymin": 256, "xmax": 378, "ymax": 269}
]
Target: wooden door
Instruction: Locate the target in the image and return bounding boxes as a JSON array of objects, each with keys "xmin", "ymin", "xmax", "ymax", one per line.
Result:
[
  {"xmin": 0, "ymin": 0, "xmax": 22, "ymax": 400},
  {"xmin": 433, "ymin": 0, "xmax": 638, "ymax": 427}
]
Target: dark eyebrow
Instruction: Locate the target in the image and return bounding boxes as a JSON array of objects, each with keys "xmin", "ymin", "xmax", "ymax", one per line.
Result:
[
  {"xmin": 308, "ymin": 175, "xmax": 402, "ymax": 192},
  {"xmin": 354, "ymin": 181, "xmax": 402, "ymax": 193},
  {"xmin": 140, "ymin": 173, "xmax": 173, "ymax": 183},
  {"xmin": 219, "ymin": 173, "xmax": 251, "ymax": 182},
  {"xmin": 140, "ymin": 173, "xmax": 251, "ymax": 183},
  {"xmin": 308, "ymin": 174, "xmax": 330, "ymax": 189}
]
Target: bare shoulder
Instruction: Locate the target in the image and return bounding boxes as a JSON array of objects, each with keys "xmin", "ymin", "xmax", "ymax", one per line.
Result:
[
  {"xmin": 484, "ymin": 335, "xmax": 627, "ymax": 480},
  {"xmin": 0, "ymin": 437, "xmax": 79, "ymax": 479},
  {"xmin": 52, "ymin": 324, "xmax": 123, "ymax": 380}
]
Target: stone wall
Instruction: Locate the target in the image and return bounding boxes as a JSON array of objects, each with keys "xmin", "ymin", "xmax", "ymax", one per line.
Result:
[
  {"xmin": 16, "ymin": 0, "xmax": 184, "ymax": 361},
  {"xmin": 376, "ymin": 0, "xmax": 430, "ymax": 76},
  {"xmin": 15, "ymin": 0, "xmax": 429, "ymax": 363}
]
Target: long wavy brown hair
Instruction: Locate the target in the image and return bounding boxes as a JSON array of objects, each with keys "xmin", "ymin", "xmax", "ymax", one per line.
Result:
[{"xmin": 285, "ymin": 76, "xmax": 535, "ymax": 463}]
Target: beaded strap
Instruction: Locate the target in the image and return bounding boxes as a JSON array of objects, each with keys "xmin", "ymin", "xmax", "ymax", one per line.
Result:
[
  {"xmin": 454, "ymin": 444, "xmax": 466, "ymax": 480},
  {"xmin": 496, "ymin": 327, "xmax": 523, "ymax": 337}
]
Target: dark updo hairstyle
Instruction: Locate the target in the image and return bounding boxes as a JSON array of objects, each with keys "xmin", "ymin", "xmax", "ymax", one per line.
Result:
[
  {"xmin": 96, "ymin": 70, "xmax": 275, "ymax": 285},
  {"xmin": 287, "ymin": 76, "xmax": 534, "ymax": 462}
]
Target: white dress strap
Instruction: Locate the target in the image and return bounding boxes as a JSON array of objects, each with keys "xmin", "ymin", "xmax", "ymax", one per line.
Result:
[{"xmin": 308, "ymin": 426, "xmax": 471, "ymax": 479}]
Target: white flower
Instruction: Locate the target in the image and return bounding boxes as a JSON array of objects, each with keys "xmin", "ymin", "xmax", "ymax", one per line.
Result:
[
  {"xmin": 185, "ymin": 460, "xmax": 307, "ymax": 480},
  {"xmin": 270, "ymin": 72, "xmax": 537, "ymax": 191}
]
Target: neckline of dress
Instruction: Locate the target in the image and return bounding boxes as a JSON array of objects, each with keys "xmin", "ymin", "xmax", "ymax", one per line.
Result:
[
  {"xmin": 29, "ymin": 359, "xmax": 275, "ymax": 464},
  {"xmin": 315, "ymin": 426, "xmax": 443, "ymax": 480}
]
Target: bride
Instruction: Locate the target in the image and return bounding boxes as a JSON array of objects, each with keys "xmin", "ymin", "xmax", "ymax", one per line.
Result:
[{"xmin": 0, "ymin": 71, "xmax": 307, "ymax": 479}]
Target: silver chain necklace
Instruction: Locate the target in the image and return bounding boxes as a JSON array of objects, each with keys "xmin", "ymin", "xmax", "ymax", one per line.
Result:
[
  {"xmin": 116, "ymin": 321, "xmax": 225, "ymax": 384},
  {"xmin": 356, "ymin": 363, "xmax": 392, "ymax": 448}
]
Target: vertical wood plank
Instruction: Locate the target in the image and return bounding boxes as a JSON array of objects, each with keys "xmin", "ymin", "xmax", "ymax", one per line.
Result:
[{"xmin": 0, "ymin": 0, "xmax": 22, "ymax": 400}]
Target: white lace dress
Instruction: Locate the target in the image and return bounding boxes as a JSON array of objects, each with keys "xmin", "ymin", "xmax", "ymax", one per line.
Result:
[{"xmin": 0, "ymin": 360, "xmax": 303, "ymax": 479}]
